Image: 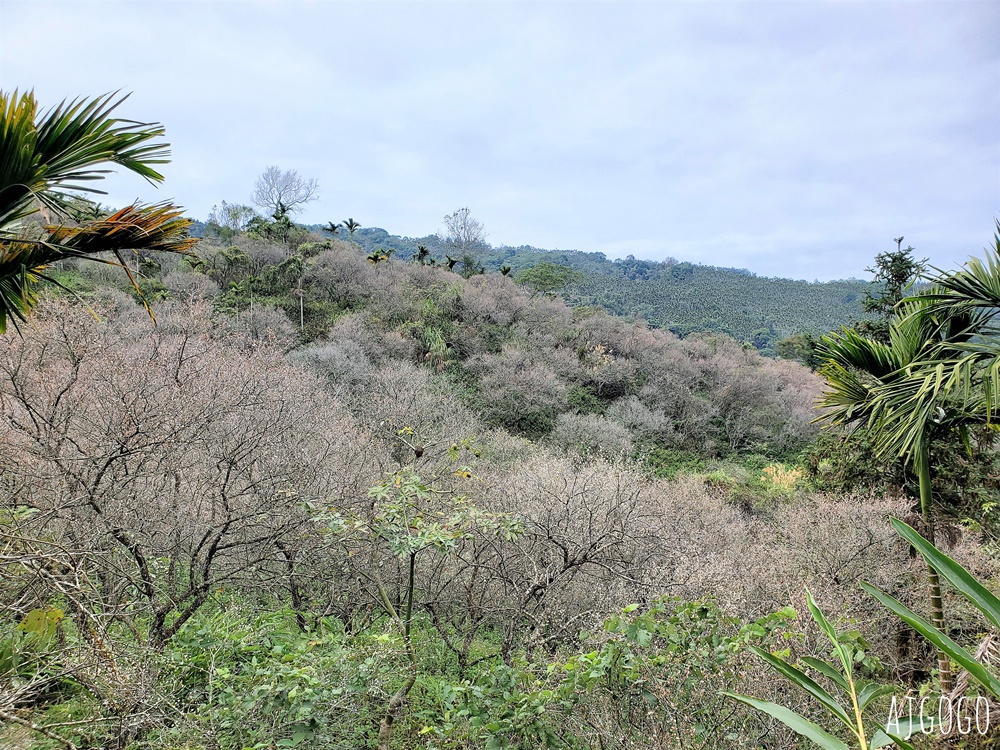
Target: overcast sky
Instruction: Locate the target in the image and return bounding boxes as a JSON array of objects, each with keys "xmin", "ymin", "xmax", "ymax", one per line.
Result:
[{"xmin": 1, "ymin": 0, "xmax": 997, "ymax": 280}]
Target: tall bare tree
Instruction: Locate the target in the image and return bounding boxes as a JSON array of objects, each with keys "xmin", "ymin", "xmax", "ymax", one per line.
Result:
[
  {"xmin": 251, "ymin": 166, "xmax": 319, "ymax": 216},
  {"xmin": 441, "ymin": 207, "xmax": 486, "ymax": 276}
]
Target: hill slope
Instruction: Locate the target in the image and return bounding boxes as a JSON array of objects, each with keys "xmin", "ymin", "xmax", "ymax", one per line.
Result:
[
  {"xmin": 567, "ymin": 262, "xmax": 865, "ymax": 352},
  {"xmin": 301, "ymin": 224, "xmax": 867, "ymax": 351}
]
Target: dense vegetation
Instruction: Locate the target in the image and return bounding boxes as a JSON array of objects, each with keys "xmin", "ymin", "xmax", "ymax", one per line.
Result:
[
  {"xmin": 189, "ymin": 218, "xmax": 869, "ymax": 354},
  {"xmin": 0, "ymin": 297, "xmax": 943, "ymax": 750},
  {"xmin": 5, "ymin": 93, "xmax": 1000, "ymax": 750},
  {"xmin": 51, "ymin": 225, "xmax": 825, "ymax": 465},
  {"xmin": 2, "ymin": 215, "xmax": 997, "ymax": 748}
]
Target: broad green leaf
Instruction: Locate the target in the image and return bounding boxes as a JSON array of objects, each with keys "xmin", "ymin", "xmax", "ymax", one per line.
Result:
[
  {"xmin": 723, "ymin": 693, "xmax": 851, "ymax": 750},
  {"xmin": 891, "ymin": 518, "xmax": 1000, "ymax": 632},
  {"xmin": 802, "ymin": 657, "xmax": 849, "ymax": 693},
  {"xmin": 861, "ymin": 581, "xmax": 1000, "ymax": 697},
  {"xmin": 874, "ymin": 713, "xmax": 938, "ymax": 748},
  {"xmin": 747, "ymin": 646, "xmax": 852, "ymax": 728},
  {"xmin": 858, "ymin": 681, "xmax": 897, "ymax": 711},
  {"xmin": 871, "ymin": 728, "xmax": 915, "ymax": 749},
  {"xmin": 17, "ymin": 607, "xmax": 62, "ymax": 642}
]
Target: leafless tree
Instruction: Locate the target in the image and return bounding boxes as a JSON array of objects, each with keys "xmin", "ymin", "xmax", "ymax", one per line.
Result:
[
  {"xmin": 441, "ymin": 207, "xmax": 487, "ymax": 275},
  {"xmin": 252, "ymin": 166, "xmax": 319, "ymax": 216},
  {"xmin": 0, "ymin": 302, "xmax": 365, "ymax": 648}
]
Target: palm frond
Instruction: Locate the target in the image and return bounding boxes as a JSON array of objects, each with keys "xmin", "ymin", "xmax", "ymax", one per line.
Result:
[
  {"xmin": 0, "ymin": 202, "xmax": 194, "ymax": 332},
  {"xmin": 818, "ymin": 327, "xmax": 899, "ymax": 380},
  {"xmin": 0, "ymin": 90, "xmax": 193, "ymax": 331},
  {"xmin": 0, "ymin": 89, "xmax": 170, "ymax": 229},
  {"xmin": 45, "ymin": 202, "xmax": 195, "ymax": 257},
  {"xmin": 917, "ymin": 227, "xmax": 1000, "ymax": 314}
]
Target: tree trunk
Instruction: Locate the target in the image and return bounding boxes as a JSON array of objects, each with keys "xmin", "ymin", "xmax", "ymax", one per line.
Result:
[
  {"xmin": 377, "ymin": 658, "xmax": 416, "ymax": 750},
  {"xmin": 376, "ymin": 552, "xmax": 417, "ymax": 750},
  {"xmin": 917, "ymin": 444, "xmax": 952, "ymax": 693}
]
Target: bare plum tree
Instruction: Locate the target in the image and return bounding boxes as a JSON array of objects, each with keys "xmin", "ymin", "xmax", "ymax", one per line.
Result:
[
  {"xmin": 441, "ymin": 207, "xmax": 487, "ymax": 276},
  {"xmin": 252, "ymin": 166, "xmax": 319, "ymax": 216},
  {"xmin": 0, "ymin": 302, "xmax": 361, "ymax": 648}
]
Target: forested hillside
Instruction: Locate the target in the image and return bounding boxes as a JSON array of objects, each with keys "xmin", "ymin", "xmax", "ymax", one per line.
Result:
[
  {"xmin": 4, "ymin": 99, "xmax": 999, "ymax": 747},
  {"xmin": 5, "ymin": 207, "xmax": 1000, "ymax": 748},
  {"xmin": 568, "ymin": 264, "xmax": 866, "ymax": 353},
  {"xmin": 188, "ymin": 218, "xmax": 869, "ymax": 353},
  {"xmin": 54, "ymin": 225, "xmax": 824, "ymax": 464},
  {"xmin": 2, "ymin": 299, "xmax": 937, "ymax": 750}
]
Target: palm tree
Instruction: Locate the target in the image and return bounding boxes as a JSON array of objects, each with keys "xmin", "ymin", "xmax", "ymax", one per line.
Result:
[
  {"xmin": 343, "ymin": 217, "xmax": 360, "ymax": 236},
  {"xmin": 366, "ymin": 248, "xmax": 394, "ymax": 265},
  {"xmin": 0, "ymin": 90, "xmax": 196, "ymax": 332},
  {"xmin": 324, "ymin": 221, "xmax": 342, "ymax": 236},
  {"xmin": 817, "ymin": 295, "xmax": 986, "ymax": 693},
  {"xmin": 877, "ymin": 225, "xmax": 1000, "ymax": 456}
]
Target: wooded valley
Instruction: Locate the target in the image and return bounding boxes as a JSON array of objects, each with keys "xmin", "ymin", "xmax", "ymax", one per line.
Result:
[{"xmin": 3, "ymin": 90, "xmax": 1000, "ymax": 750}]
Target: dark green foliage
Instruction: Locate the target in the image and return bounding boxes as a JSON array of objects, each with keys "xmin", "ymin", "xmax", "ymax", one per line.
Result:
[
  {"xmin": 856, "ymin": 239, "xmax": 927, "ymax": 343},
  {"xmin": 801, "ymin": 430, "xmax": 904, "ymax": 496},
  {"xmin": 670, "ymin": 261, "xmax": 695, "ymax": 281},
  {"xmin": 863, "ymin": 242, "xmax": 925, "ymax": 315},
  {"xmin": 641, "ymin": 446, "xmax": 708, "ymax": 479},
  {"xmin": 567, "ymin": 384, "xmax": 605, "ymax": 414},
  {"xmin": 572, "ymin": 266, "xmax": 866, "ymax": 352},
  {"xmin": 133, "ymin": 276, "xmax": 169, "ymax": 304},
  {"xmin": 514, "ymin": 262, "xmax": 583, "ymax": 296},
  {"xmin": 804, "ymin": 423, "xmax": 1000, "ymax": 531},
  {"xmin": 777, "ymin": 333, "xmax": 822, "ymax": 369},
  {"xmin": 246, "ymin": 205, "xmax": 313, "ymax": 249}
]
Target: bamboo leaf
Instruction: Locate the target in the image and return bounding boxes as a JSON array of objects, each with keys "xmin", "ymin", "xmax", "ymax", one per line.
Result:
[
  {"xmin": 802, "ymin": 657, "xmax": 849, "ymax": 693},
  {"xmin": 858, "ymin": 682, "xmax": 896, "ymax": 711},
  {"xmin": 860, "ymin": 581, "xmax": 1000, "ymax": 697},
  {"xmin": 871, "ymin": 728, "xmax": 916, "ymax": 749},
  {"xmin": 747, "ymin": 646, "xmax": 852, "ymax": 728},
  {"xmin": 723, "ymin": 693, "xmax": 851, "ymax": 750},
  {"xmin": 805, "ymin": 590, "xmax": 855, "ymax": 677},
  {"xmin": 890, "ymin": 518, "xmax": 1000, "ymax": 633}
]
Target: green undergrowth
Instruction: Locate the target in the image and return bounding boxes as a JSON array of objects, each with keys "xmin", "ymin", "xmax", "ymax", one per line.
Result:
[{"xmin": 4, "ymin": 596, "xmax": 795, "ymax": 750}]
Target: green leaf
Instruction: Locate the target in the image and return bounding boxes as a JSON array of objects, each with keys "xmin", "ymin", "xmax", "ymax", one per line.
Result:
[
  {"xmin": 805, "ymin": 590, "xmax": 855, "ymax": 678},
  {"xmin": 858, "ymin": 681, "xmax": 897, "ymax": 711},
  {"xmin": 723, "ymin": 693, "xmax": 851, "ymax": 750},
  {"xmin": 17, "ymin": 607, "xmax": 62, "ymax": 643},
  {"xmin": 747, "ymin": 646, "xmax": 852, "ymax": 728},
  {"xmin": 870, "ymin": 728, "xmax": 915, "ymax": 750},
  {"xmin": 861, "ymin": 581, "xmax": 1000, "ymax": 697},
  {"xmin": 890, "ymin": 518, "xmax": 1000, "ymax": 632},
  {"xmin": 873, "ymin": 713, "xmax": 938, "ymax": 748},
  {"xmin": 802, "ymin": 657, "xmax": 849, "ymax": 693}
]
